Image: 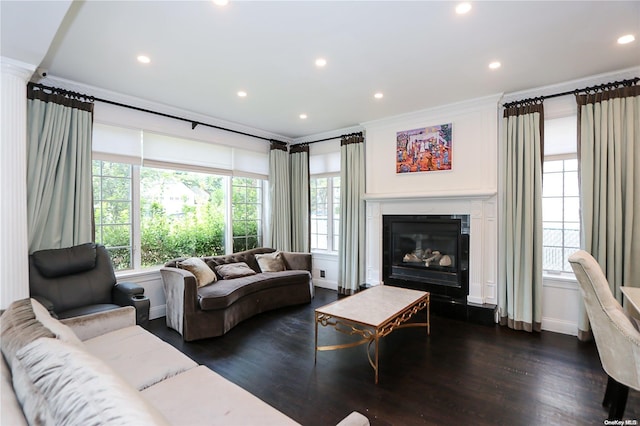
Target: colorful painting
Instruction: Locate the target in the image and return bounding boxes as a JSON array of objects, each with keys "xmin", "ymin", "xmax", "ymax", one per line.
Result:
[{"xmin": 396, "ymin": 123, "xmax": 452, "ymax": 173}]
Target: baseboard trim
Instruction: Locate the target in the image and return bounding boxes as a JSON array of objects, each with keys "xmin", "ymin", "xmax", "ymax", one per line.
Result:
[
  {"xmin": 542, "ymin": 317, "xmax": 578, "ymax": 336},
  {"xmin": 150, "ymin": 305, "xmax": 166, "ymax": 320}
]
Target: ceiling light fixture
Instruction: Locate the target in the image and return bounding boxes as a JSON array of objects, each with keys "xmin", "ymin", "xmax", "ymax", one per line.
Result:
[
  {"xmin": 456, "ymin": 2, "xmax": 472, "ymax": 14},
  {"xmin": 489, "ymin": 61, "xmax": 501, "ymax": 70},
  {"xmin": 137, "ymin": 55, "xmax": 151, "ymax": 64},
  {"xmin": 237, "ymin": 91, "xmax": 247, "ymax": 97},
  {"xmin": 374, "ymin": 92, "xmax": 384, "ymax": 99},
  {"xmin": 213, "ymin": 0, "xmax": 229, "ymax": 6},
  {"xmin": 315, "ymin": 58, "xmax": 327, "ymax": 67},
  {"xmin": 299, "ymin": 114, "xmax": 308, "ymax": 119},
  {"xmin": 617, "ymin": 34, "xmax": 635, "ymax": 44}
]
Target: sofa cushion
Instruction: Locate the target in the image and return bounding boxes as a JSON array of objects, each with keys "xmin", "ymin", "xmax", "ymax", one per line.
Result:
[
  {"xmin": 142, "ymin": 366, "xmax": 300, "ymax": 426},
  {"xmin": 177, "ymin": 257, "xmax": 217, "ymax": 287},
  {"xmin": 198, "ymin": 270, "xmax": 311, "ymax": 311},
  {"xmin": 83, "ymin": 325, "xmax": 198, "ymax": 390},
  {"xmin": 14, "ymin": 337, "xmax": 169, "ymax": 426},
  {"xmin": 1, "ymin": 356, "xmax": 28, "ymax": 426},
  {"xmin": 31, "ymin": 242, "xmax": 97, "ymax": 278},
  {"xmin": 0, "ymin": 299, "xmax": 55, "ymax": 368},
  {"xmin": 215, "ymin": 262, "xmax": 257, "ymax": 279},
  {"xmin": 255, "ymin": 251, "xmax": 286, "ymax": 272}
]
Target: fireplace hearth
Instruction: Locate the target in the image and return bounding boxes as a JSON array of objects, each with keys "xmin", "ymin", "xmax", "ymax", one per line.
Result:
[{"xmin": 383, "ymin": 214, "xmax": 470, "ymax": 312}]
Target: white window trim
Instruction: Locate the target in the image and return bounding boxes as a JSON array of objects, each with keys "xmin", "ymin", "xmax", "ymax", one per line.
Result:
[{"xmin": 310, "ymin": 173, "xmax": 340, "ymax": 254}]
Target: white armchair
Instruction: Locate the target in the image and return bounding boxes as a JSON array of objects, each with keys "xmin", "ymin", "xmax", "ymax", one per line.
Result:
[{"xmin": 569, "ymin": 250, "xmax": 640, "ymax": 420}]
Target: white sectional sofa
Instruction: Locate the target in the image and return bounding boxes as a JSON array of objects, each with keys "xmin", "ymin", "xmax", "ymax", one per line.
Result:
[{"xmin": 1, "ymin": 298, "xmax": 368, "ymax": 426}]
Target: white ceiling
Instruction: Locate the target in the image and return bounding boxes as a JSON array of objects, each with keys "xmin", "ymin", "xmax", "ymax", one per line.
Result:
[{"xmin": 2, "ymin": 1, "xmax": 639, "ymax": 140}]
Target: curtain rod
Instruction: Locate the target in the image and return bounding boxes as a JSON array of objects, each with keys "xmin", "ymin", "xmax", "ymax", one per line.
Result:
[
  {"xmin": 298, "ymin": 131, "xmax": 364, "ymax": 145},
  {"xmin": 28, "ymin": 82, "xmax": 288, "ymax": 145},
  {"xmin": 502, "ymin": 77, "xmax": 639, "ymax": 109}
]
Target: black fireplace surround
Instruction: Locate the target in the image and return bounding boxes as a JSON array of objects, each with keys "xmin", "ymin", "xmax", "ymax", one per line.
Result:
[{"xmin": 383, "ymin": 214, "xmax": 470, "ymax": 305}]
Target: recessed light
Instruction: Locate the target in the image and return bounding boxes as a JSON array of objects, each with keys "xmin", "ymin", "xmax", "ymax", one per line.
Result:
[
  {"xmin": 299, "ymin": 114, "xmax": 308, "ymax": 120},
  {"xmin": 237, "ymin": 91, "xmax": 247, "ymax": 97},
  {"xmin": 137, "ymin": 55, "xmax": 151, "ymax": 64},
  {"xmin": 213, "ymin": 0, "xmax": 229, "ymax": 6},
  {"xmin": 315, "ymin": 58, "xmax": 327, "ymax": 67},
  {"xmin": 618, "ymin": 34, "xmax": 635, "ymax": 44},
  {"xmin": 374, "ymin": 92, "xmax": 384, "ymax": 99},
  {"xmin": 456, "ymin": 2, "xmax": 472, "ymax": 14},
  {"xmin": 489, "ymin": 61, "xmax": 501, "ymax": 70}
]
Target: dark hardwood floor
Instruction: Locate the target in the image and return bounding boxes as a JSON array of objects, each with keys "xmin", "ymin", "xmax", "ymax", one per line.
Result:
[{"xmin": 148, "ymin": 287, "xmax": 639, "ymax": 426}]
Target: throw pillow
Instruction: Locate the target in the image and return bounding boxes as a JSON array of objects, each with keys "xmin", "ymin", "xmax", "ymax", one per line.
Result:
[
  {"xmin": 177, "ymin": 257, "xmax": 217, "ymax": 287},
  {"xmin": 15, "ymin": 337, "xmax": 170, "ymax": 426},
  {"xmin": 215, "ymin": 262, "xmax": 257, "ymax": 279},
  {"xmin": 0, "ymin": 298, "xmax": 55, "ymax": 368},
  {"xmin": 255, "ymin": 251, "xmax": 286, "ymax": 272}
]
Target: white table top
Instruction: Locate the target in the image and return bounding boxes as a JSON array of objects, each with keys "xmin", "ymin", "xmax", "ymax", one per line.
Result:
[
  {"xmin": 315, "ymin": 285, "xmax": 428, "ymax": 327},
  {"xmin": 621, "ymin": 286, "xmax": 640, "ymax": 313}
]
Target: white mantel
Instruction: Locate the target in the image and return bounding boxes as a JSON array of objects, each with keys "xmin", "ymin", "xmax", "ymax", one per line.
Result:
[{"xmin": 365, "ymin": 194, "xmax": 497, "ymax": 306}]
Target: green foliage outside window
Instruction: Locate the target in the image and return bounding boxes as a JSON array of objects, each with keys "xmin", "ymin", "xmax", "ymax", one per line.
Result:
[{"xmin": 93, "ymin": 161, "xmax": 263, "ymax": 270}]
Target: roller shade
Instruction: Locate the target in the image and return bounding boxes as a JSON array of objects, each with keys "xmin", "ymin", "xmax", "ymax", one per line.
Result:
[
  {"xmin": 92, "ymin": 123, "xmax": 142, "ymax": 164},
  {"xmin": 309, "ymin": 139, "xmax": 340, "ymax": 175}
]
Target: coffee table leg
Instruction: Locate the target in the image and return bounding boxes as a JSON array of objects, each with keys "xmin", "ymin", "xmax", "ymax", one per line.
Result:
[
  {"xmin": 314, "ymin": 312, "xmax": 319, "ymax": 364},
  {"xmin": 374, "ymin": 333, "xmax": 379, "ymax": 384}
]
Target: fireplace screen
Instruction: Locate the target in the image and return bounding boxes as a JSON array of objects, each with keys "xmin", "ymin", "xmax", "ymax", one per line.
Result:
[{"xmin": 383, "ymin": 215, "xmax": 469, "ymax": 292}]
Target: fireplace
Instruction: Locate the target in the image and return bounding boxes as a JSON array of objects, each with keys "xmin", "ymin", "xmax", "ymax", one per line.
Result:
[{"xmin": 383, "ymin": 215, "xmax": 470, "ymax": 305}]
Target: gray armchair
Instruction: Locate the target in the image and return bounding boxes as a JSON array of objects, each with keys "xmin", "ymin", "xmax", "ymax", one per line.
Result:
[
  {"xmin": 29, "ymin": 242, "xmax": 150, "ymax": 327},
  {"xmin": 568, "ymin": 250, "xmax": 640, "ymax": 420}
]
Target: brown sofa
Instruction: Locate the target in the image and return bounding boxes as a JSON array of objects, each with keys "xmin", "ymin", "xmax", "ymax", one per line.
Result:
[{"xmin": 160, "ymin": 248, "xmax": 313, "ymax": 341}]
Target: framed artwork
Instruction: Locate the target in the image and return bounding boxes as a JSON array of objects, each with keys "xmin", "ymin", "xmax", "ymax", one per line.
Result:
[{"xmin": 396, "ymin": 123, "xmax": 452, "ymax": 173}]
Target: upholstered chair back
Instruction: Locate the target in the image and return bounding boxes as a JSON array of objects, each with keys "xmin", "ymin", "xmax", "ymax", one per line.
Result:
[
  {"xmin": 29, "ymin": 243, "xmax": 117, "ymax": 314},
  {"xmin": 568, "ymin": 250, "xmax": 640, "ymax": 391}
]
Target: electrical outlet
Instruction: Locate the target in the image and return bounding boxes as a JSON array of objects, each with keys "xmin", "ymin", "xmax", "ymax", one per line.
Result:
[{"xmin": 320, "ymin": 270, "xmax": 326, "ymax": 278}]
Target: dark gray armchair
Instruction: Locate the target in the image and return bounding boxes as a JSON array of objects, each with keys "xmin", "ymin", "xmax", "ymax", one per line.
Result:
[{"xmin": 29, "ymin": 242, "xmax": 150, "ymax": 327}]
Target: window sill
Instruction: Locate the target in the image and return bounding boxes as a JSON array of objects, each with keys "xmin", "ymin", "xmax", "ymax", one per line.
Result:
[
  {"xmin": 115, "ymin": 266, "xmax": 162, "ymax": 280},
  {"xmin": 543, "ymin": 272, "xmax": 578, "ymax": 290},
  {"xmin": 311, "ymin": 250, "xmax": 339, "ymax": 258}
]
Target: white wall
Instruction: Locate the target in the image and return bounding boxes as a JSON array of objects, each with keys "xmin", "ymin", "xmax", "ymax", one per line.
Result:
[
  {"xmin": 362, "ymin": 95, "xmax": 500, "ymax": 306},
  {"xmin": 363, "ymin": 94, "xmax": 500, "ymax": 198}
]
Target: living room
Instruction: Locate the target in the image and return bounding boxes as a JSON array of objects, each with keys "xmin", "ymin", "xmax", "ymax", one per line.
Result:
[{"xmin": 2, "ymin": 1, "xmax": 640, "ymax": 424}]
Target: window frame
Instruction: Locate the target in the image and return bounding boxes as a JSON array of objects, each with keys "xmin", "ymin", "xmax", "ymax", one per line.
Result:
[
  {"xmin": 310, "ymin": 173, "xmax": 340, "ymax": 254},
  {"xmin": 542, "ymin": 153, "xmax": 580, "ymax": 276},
  {"xmin": 92, "ymin": 158, "xmax": 266, "ymax": 272}
]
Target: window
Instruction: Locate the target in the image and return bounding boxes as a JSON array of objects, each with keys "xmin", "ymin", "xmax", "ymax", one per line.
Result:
[
  {"xmin": 310, "ymin": 176, "xmax": 340, "ymax": 252},
  {"xmin": 139, "ymin": 167, "xmax": 227, "ymax": 267},
  {"xmin": 93, "ymin": 160, "xmax": 133, "ymax": 270},
  {"xmin": 542, "ymin": 157, "xmax": 580, "ymax": 273},
  {"xmin": 92, "ymin": 161, "xmax": 266, "ymax": 271},
  {"xmin": 231, "ymin": 177, "xmax": 263, "ymax": 252}
]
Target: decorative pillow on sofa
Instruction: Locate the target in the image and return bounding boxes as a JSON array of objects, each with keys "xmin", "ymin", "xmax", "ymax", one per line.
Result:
[
  {"xmin": 177, "ymin": 257, "xmax": 217, "ymax": 287},
  {"xmin": 14, "ymin": 337, "xmax": 169, "ymax": 426},
  {"xmin": 214, "ymin": 262, "xmax": 257, "ymax": 279},
  {"xmin": 255, "ymin": 251, "xmax": 286, "ymax": 272}
]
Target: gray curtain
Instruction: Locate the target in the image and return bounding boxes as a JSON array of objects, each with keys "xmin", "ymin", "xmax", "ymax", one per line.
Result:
[
  {"xmin": 26, "ymin": 85, "xmax": 94, "ymax": 253},
  {"xmin": 576, "ymin": 85, "xmax": 640, "ymax": 339},
  {"xmin": 269, "ymin": 141, "xmax": 291, "ymax": 251},
  {"xmin": 338, "ymin": 134, "xmax": 365, "ymax": 295},
  {"xmin": 499, "ymin": 103, "xmax": 544, "ymax": 332},
  {"xmin": 290, "ymin": 144, "xmax": 310, "ymax": 252}
]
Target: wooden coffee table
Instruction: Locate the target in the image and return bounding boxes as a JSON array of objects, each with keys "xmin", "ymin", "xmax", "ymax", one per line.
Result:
[{"xmin": 314, "ymin": 285, "xmax": 430, "ymax": 384}]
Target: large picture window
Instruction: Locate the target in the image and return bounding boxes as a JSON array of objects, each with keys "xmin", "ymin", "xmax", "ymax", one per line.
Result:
[{"xmin": 92, "ymin": 123, "xmax": 267, "ymax": 271}]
